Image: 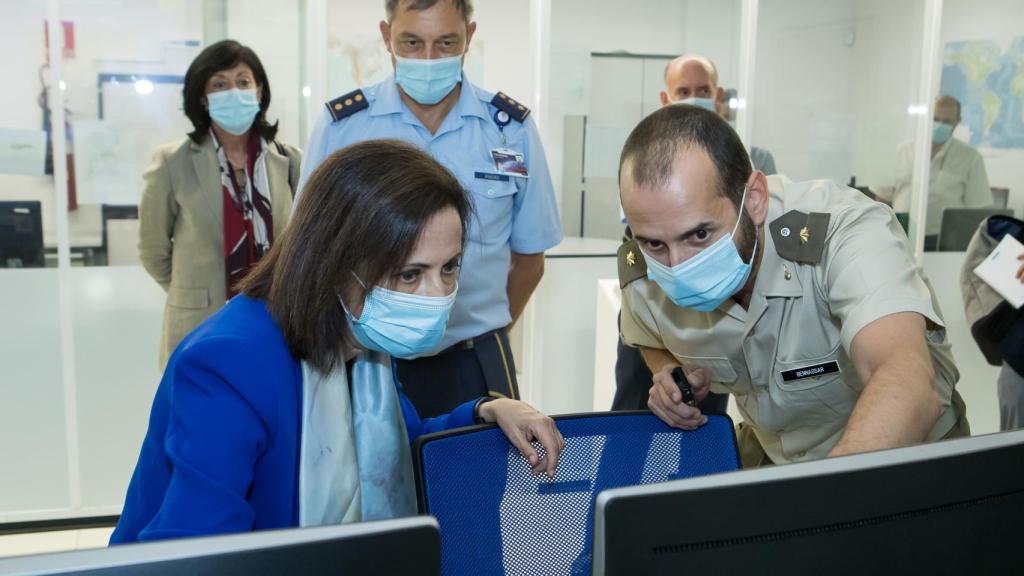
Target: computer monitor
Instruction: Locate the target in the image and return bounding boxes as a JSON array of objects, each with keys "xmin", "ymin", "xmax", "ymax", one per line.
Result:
[
  {"xmin": 593, "ymin": 430, "xmax": 1024, "ymax": 575},
  {"xmin": 0, "ymin": 201, "xmax": 44, "ymax": 268},
  {"xmin": 937, "ymin": 207, "xmax": 1013, "ymax": 251},
  {"xmin": 0, "ymin": 517, "xmax": 440, "ymax": 576}
]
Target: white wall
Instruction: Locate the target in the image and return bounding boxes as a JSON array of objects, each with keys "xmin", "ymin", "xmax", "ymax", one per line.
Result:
[
  {"xmin": 227, "ymin": 0, "xmax": 303, "ymax": 148},
  {"xmin": 941, "ymin": 0, "xmax": 1024, "ymax": 217}
]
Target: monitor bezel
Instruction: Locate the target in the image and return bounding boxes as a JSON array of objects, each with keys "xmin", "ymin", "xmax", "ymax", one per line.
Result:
[{"xmin": 0, "ymin": 516, "xmax": 439, "ymax": 575}]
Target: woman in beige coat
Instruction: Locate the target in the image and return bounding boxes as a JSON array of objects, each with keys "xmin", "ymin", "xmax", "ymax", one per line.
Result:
[{"xmin": 139, "ymin": 40, "xmax": 301, "ymax": 366}]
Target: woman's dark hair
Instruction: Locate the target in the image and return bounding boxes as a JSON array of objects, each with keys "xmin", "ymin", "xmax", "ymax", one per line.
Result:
[
  {"xmin": 239, "ymin": 139, "xmax": 472, "ymax": 374},
  {"xmin": 183, "ymin": 40, "xmax": 278, "ymax": 143}
]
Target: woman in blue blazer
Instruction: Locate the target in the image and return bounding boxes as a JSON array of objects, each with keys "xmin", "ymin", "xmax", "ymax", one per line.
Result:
[{"xmin": 111, "ymin": 139, "xmax": 564, "ymax": 542}]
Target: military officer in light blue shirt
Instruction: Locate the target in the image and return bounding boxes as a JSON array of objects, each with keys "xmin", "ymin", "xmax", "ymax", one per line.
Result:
[{"xmin": 297, "ymin": 0, "xmax": 562, "ymax": 417}]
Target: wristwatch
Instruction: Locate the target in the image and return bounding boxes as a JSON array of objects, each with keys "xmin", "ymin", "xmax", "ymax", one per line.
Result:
[{"xmin": 473, "ymin": 396, "xmax": 497, "ymax": 424}]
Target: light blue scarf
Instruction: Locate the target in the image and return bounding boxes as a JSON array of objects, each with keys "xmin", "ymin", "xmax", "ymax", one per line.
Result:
[{"xmin": 298, "ymin": 351, "xmax": 417, "ymax": 526}]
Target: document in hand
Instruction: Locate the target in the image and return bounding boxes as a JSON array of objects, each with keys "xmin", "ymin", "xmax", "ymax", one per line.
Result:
[{"xmin": 974, "ymin": 233, "xmax": 1024, "ymax": 309}]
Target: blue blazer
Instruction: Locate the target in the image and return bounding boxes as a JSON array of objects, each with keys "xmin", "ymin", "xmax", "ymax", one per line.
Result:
[{"xmin": 111, "ymin": 295, "xmax": 477, "ymax": 543}]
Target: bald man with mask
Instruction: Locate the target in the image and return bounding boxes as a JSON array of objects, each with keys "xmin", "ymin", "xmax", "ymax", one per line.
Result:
[
  {"xmin": 890, "ymin": 95, "xmax": 991, "ymax": 250},
  {"xmin": 660, "ymin": 54, "xmax": 777, "ymax": 175}
]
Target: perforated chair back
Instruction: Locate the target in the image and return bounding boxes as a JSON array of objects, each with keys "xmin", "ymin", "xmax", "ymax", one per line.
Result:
[{"xmin": 413, "ymin": 411, "xmax": 739, "ymax": 576}]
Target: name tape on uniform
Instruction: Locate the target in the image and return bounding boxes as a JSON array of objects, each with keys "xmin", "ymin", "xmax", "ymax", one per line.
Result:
[
  {"xmin": 780, "ymin": 360, "xmax": 841, "ymax": 382},
  {"xmin": 475, "ymin": 171, "xmax": 511, "ymax": 182}
]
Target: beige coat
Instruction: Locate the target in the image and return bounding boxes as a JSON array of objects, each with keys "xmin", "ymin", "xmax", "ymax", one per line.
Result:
[{"xmin": 138, "ymin": 135, "xmax": 301, "ymax": 367}]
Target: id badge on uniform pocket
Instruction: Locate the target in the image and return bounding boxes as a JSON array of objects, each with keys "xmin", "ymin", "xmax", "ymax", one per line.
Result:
[{"xmin": 490, "ymin": 147, "xmax": 529, "ymax": 178}]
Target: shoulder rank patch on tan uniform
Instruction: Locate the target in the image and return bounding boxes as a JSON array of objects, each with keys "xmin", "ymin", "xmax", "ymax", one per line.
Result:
[
  {"xmin": 618, "ymin": 239, "xmax": 648, "ymax": 289},
  {"xmin": 769, "ymin": 210, "xmax": 831, "ymax": 265},
  {"xmin": 325, "ymin": 89, "xmax": 368, "ymax": 122}
]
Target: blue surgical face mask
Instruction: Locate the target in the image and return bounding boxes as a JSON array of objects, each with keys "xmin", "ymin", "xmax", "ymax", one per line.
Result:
[
  {"xmin": 207, "ymin": 88, "xmax": 261, "ymax": 136},
  {"xmin": 932, "ymin": 121, "xmax": 954, "ymax": 145},
  {"xmin": 394, "ymin": 55, "xmax": 463, "ymax": 105},
  {"xmin": 671, "ymin": 96, "xmax": 716, "ymax": 112},
  {"xmin": 642, "ymin": 187, "xmax": 758, "ymax": 312},
  {"xmin": 342, "ymin": 280, "xmax": 457, "ymax": 359}
]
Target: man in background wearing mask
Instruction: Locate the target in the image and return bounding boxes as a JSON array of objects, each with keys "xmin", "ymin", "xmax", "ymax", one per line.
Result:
[
  {"xmin": 660, "ymin": 54, "xmax": 777, "ymax": 174},
  {"xmin": 298, "ymin": 0, "xmax": 562, "ymax": 417},
  {"xmin": 617, "ymin": 105, "xmax": 968, "ymax": 466},
  {"xmin": 612, "ymin": 53, "xmax": 777, "ymax": 413},
  {"xmin": 889, "ymin": 95, "xmax": 991, "ymax": 250}
]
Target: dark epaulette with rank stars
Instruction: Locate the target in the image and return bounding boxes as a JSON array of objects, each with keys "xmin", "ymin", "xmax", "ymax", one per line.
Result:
[{"xmin": 325, "ymin": 89, "xmax": 369, "ymax": 122}]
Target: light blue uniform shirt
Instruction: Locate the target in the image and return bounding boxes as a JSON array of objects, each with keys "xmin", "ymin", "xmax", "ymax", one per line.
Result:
[{"xmin": 298, "ymin": 75, "xmax": 563, "ymax": 350}]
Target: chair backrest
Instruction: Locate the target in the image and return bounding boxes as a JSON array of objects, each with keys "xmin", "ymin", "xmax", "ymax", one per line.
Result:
[
  {"xmin": 991, "ymin": 187, "xmax": 1010, "ymax": 209},
  {"xmin": 938, "ymin": 207, "xmax": 1014, "ymax": 251},
  {"xmin": 413, "ymin": 411, "xmax": 739, "ymax": 576}
]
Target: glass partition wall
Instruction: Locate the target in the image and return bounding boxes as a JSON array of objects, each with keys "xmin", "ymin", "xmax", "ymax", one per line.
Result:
[{"xmin": 0, "ymin": 0, "xmax": 306, "ymax": 523}]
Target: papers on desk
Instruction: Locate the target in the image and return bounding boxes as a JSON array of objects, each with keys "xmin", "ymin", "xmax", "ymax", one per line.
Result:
[
  {"xmin": 0, "ymin": 128, "xmax": 47, "ymax": 176},
  {"xmin": 974, "ymin": 233, "xmax": 1024, "ymax": 309}
]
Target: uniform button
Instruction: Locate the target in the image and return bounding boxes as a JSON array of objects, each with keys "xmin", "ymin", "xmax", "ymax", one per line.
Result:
[
  {"xmin": 780, "ymin": 227, "xmax": 791, "ymax": 237},
  {"xmin": 797, "ymin": 451, "xmax": 807, "ymax": 458},
  {"xmin": 487, "ymin": 189, "xmax": 495, "ymax": 196}
]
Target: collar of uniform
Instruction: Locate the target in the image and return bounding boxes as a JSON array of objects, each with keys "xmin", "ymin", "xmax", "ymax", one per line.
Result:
[
  {"xmin": 455, "ymin": 74, "xmax": 491, "ymax": 121},
  {"xmin": 369, "ymin": 75, "xmax": 404, "ymax": 117},
  {"xmin": 713, "ymin": 180, "xmax": 803, "ymax": 325},
  {"xmin": 371, "ymin": 73, "xmax": 491, "ymax": 122},
  {"xmin": 753, "ymin": 177, "xmax": 804, "ymax": 299}
]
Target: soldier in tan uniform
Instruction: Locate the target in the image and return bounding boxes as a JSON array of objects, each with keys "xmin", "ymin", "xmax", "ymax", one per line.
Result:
[{"xmin": 618, "ymin": 104, "xmax": 969, "ymax": 466}]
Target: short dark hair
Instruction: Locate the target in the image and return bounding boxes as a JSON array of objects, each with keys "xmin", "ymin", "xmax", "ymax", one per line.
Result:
[
  {"xmin": 238, "ymin": 140, "xmax": 472, "ymax": 374},
  {"xmin": 183, "ymin": 40, "xmax": 278, "ymax": 144},
  {"xmin": 385, "ymin": 0, "xmax": 474, "ymax": 22},
  {"xmin": 620, "ymin": 105, "xmax": 752, "ymax": 208}
]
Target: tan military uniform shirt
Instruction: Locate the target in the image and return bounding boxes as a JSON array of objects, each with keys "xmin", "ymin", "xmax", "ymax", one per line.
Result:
[{"xmin": 619, "ymin": 175, "xmax": 962, "ymax": 463}]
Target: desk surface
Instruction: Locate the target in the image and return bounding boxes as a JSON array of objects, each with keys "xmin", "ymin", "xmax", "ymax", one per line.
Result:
[{"xmin": 547, "ymin": 237, "xmax": 621, "ymax": 258}]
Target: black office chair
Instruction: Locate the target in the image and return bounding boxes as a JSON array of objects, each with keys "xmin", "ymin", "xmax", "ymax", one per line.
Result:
[{"xmin": 937, "ymin": 207, "xmax": 1014, "ymax": 251}]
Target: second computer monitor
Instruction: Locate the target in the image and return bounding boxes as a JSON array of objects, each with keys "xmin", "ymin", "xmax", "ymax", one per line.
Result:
[{"xmin": 593, "ymin": 429, "xmax": 1024, "ymax": 575}]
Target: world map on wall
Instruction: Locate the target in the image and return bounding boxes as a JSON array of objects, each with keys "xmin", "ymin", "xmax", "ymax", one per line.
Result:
[{"xmin": 940, "ymin": 38, "xmax": 1024, "ymax": 149}]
